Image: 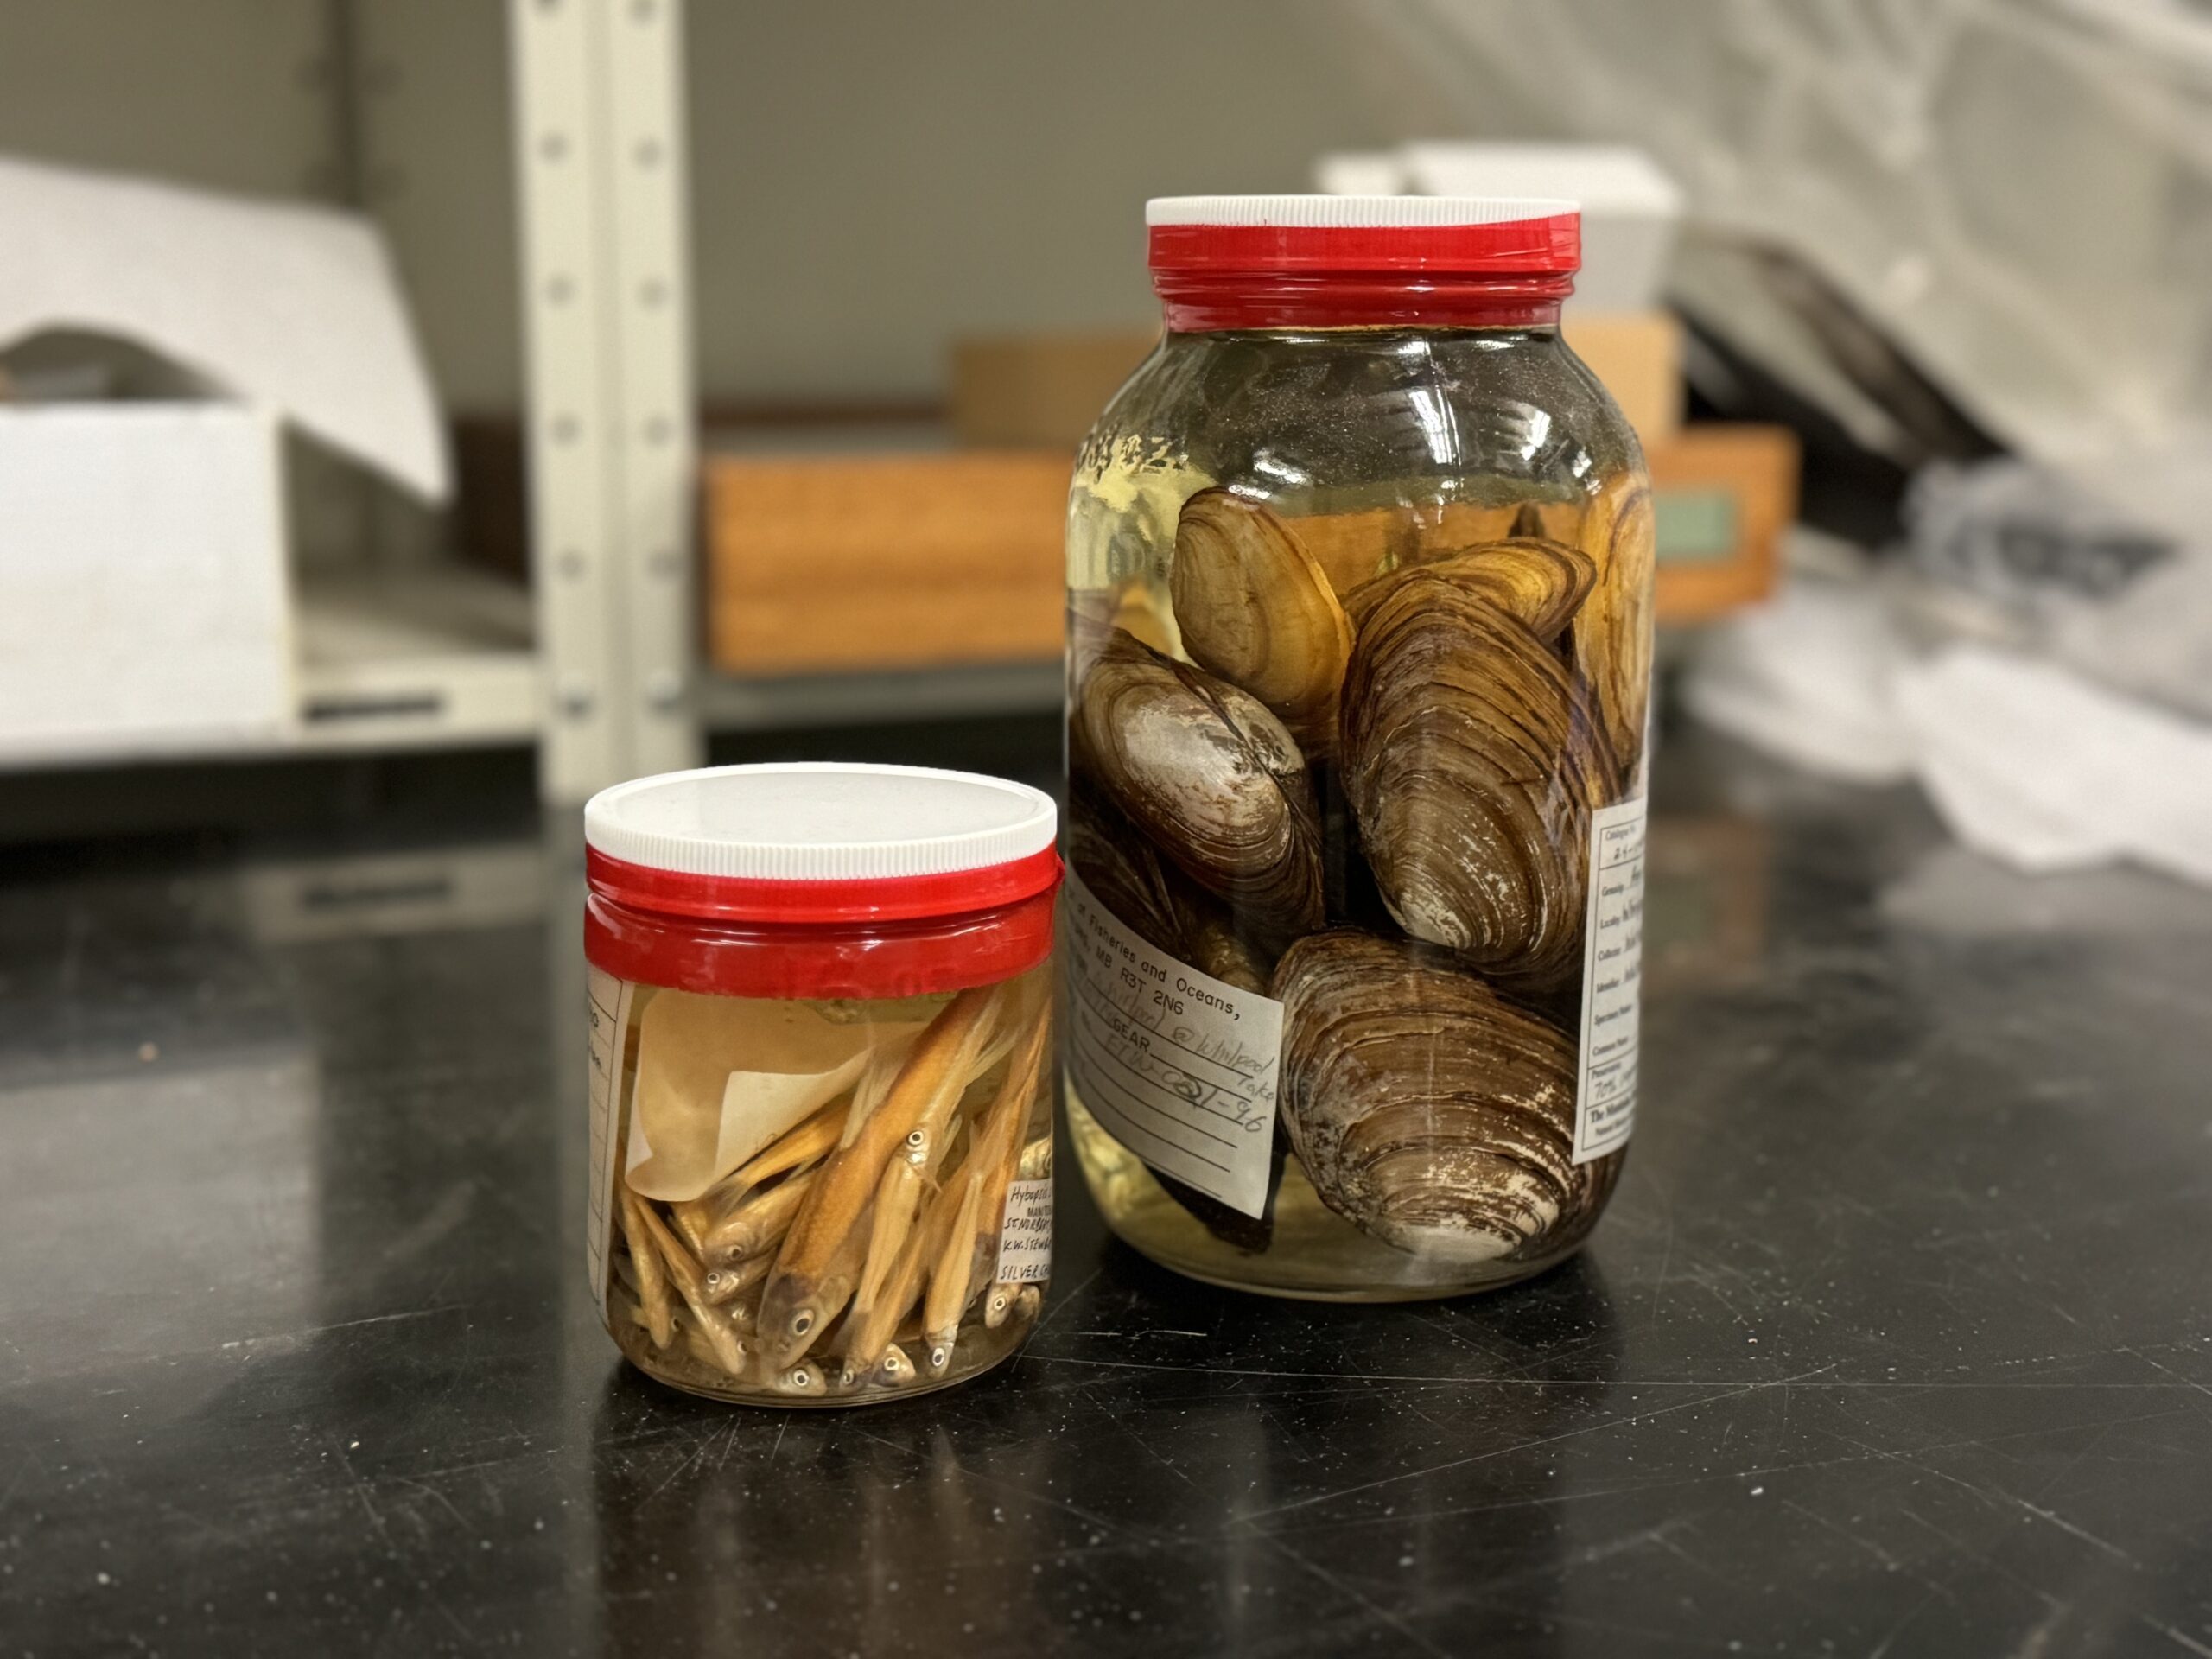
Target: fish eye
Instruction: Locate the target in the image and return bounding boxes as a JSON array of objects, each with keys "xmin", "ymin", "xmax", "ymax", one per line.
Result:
[{"xmin": 791, "ymin": 1311, "xmax": 812, "ymax": 1335}]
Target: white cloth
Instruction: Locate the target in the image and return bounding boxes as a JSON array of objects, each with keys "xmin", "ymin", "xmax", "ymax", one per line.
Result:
[
  {"xmin": 1686, "ymin": 578, "xmax": 2212, "ymax": 887},
  {"xmin": 1678, "ymin": 578, "xmax": 1915, "ymax": 785},
  {"xmin": 1893, "ymin": 649, "xmax": 2212, "ymax": 887}
]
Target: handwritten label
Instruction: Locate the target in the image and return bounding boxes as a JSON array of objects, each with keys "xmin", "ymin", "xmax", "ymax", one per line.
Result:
[
  {"xmin": 585, "ymin": 967, "xmax": 635, "ymax": 1301},
  {"xmin": 995, "ymin": 1178, "xmax": 1052, "ymax": 1284},
  {"xmin": 1062, "ymin": 868, "xmax": 1283, "ymax": 1217},
  {"xmin": 1574, "ymin": 796, "xmax": 1645, "ymax": 1163}
]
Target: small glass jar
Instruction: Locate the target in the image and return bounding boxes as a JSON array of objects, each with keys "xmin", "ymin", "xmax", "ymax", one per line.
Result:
[
  {"xmin": 1064, "ymin": 197, "xmax": 1653, "ymax": 1300},
  {"xmin": 583, "ymin": 763, "xmax": 1059, "ymax": 1404}
]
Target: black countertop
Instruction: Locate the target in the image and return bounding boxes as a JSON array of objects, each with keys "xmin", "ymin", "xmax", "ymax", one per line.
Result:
[{"xmin": 5, "ymin": 731, "xmax": 2212, "ymax": 1658}]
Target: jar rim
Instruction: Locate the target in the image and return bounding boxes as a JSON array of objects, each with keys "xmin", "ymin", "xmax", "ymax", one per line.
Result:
[
  {"xmin": 583, "ymin": 762, "xmax": 1058, "ymax": 922},
  {"xmin": 1146, "ymin": 195, "xmax": 1580, "ymax": 276}
]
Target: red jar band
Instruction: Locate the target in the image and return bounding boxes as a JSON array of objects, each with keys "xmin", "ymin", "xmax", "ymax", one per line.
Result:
[
  {"xmin": 584, "ymin": 864, "xmax": 1061, "ymax": 1001},
  {"xmin": 1147, "ymin": 213, "xmax": 1580, "ymax": 274},
  {"xmin": 585, "ymin": 843, "xmax": 1060, "ymax": 924},
  {"xmin": 1148, "ymin": 213, "xmax": 1579, "ymax": 332},
  {"xmin": 1154, "ymin": 270, "xmax": 1573, "ymax": 332}
]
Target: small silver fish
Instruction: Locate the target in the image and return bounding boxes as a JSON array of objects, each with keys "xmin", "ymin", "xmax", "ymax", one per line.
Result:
[
  {"xmin": 872, "ymin": 1344, "xmax": 917, "ymax": 1389},
  {"xmin": 702, "ymin": 1253, "xmax": 769, "ymax": 1310},
  {"xmin": 773, "ymin": 1363, "xmax": 828, "ymax": 1399}
]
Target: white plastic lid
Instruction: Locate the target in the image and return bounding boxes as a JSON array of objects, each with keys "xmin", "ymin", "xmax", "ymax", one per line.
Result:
[
  {"xmin": 1145, "ymin": 194, "xmax": 1578, "ymax": 228},
  {"xmin": 583, "ymin": 762, "xmax": 1058, "ymax": 885}
]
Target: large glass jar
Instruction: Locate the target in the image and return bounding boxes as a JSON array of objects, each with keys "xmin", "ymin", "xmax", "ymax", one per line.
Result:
[
  {"xmin": 584, "ymin": 764, "xmax": 1059, "ymax": 1402},
  {"xmin": 1064, "ymin": 197, "xmax": 1652, "ymax": 1300}
]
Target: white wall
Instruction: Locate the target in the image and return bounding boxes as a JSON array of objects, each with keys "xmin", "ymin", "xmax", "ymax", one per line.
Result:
[
  {"xmin": 0, "ymin": 0, "xmax": 1433, "ymax": 413},
  {"xmin": 683, "ymin": 0, "xmax": 1408, "ymax": 404},
  {"xmin": 0, "ymin": 1, "xmax": 330, "ymax": 197}
]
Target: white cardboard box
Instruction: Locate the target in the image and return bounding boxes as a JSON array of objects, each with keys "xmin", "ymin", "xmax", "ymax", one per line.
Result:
[{"xmin": 0, "ymin": 403, "xmax": 294, "ymax": 762}]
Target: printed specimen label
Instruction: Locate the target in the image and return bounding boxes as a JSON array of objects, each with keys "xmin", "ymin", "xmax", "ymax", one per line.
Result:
[{"xmin": 1063, "ymin": 870, "xmax": 1283, "ymax": 1217}]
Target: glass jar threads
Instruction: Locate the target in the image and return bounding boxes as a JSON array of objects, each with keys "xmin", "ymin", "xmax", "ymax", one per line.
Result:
[
  {"xmin": 1064, "ymin": 197, "xmax": 1653, "ymax": 1300},
  {"xmin": 583, "ymin": 764, "xmax": 1059, "ymax": 1403}
]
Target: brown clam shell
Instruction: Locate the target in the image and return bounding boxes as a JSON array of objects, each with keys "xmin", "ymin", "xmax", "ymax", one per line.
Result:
[
  {"xmin": 1341, "ymin": 569, "xmax": 1618, "ymax": 992},
  {"xmin": 1065, "ymin": 779, "xmax": 1187, "ymax": 960},
  {"xmin": 1072, "ymin": 628, "xmax": 1325, "ymax": 943},
  {"xmin": 1273, "ymin": 930, "xmax": 1613, "ymax": 1266},
  {"xmin": 1066, "ymin": 781, "xmax": 1271, "ymax": 994},
  {"xmin": 1170, "ymin": 489, "xmax": 1353, "ymax": 750},
  {"xmin": 1568, "ymin": 476, "xmax": 1656, "ymax": 775},
  {"xmin": 1343, "ymin": 536, "xmax": 1597, "ymax": 644}
]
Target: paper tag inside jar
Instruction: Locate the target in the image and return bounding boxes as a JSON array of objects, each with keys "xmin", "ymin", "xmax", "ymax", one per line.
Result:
[
  {"xmin": 1063, "ymin": 869, "xmax": 1283, "ymax": 1218},
  {"xmin": 1573, "ymin": 795, "xmax": 1646, "ymax": 1164},
  {"xmin": 585, "ymin": 966, "xmax": 636, "ymax": 1303},
  {"xmin": 995, "ymin": 1178, "xmax": 1053, "ymax": 1284}
]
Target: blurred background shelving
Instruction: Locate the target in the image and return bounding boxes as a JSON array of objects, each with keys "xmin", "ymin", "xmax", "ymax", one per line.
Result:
[
  {"xmin": 6, "ymin": 0, "xmax": 2195, "ymax": 859},
  {"xmin": 0, "ymin": 0, "xmax": 1421, "ymax": 804},
  {"xmin": 291, "ymin": 562, "xmax": 541, "ymax": 753}
]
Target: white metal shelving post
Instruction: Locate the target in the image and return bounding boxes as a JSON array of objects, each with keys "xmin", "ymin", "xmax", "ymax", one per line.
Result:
[{"xmin": 510, "ymin": 0, "xmax": 700, "ymax": 803}]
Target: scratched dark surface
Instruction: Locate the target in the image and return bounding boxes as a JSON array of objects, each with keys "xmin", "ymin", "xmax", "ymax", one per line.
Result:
[{"xmin": 4, "ymin": 730, "xmax": 2212, "ymax": 1657}]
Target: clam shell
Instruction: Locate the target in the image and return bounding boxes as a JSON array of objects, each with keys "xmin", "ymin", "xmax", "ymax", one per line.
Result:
[
  {"xmin": 1179, "ymin": 903, "xmax": 1268, "ymax": 995},
  {"xmin": 1068, "ymin": 782, "xmax": 1272, "ymax": 994},
  {"xmin": 1273, "ymin": 930, "xmax": 1611, "ymax": 1265},
  {"xmin": 1344, "ymin": 537, "xmax": 1596, "ymax": 644},
  {"xmin": 1170, "ymin": 489, "xmax": 1352, "ymax": 748},
  {"xmin": 1066, "ymin": 779, "xmax": 1187, "ymax": 959},
  {"xmin": 1341, "ymin": 569, "xmax": 1618, "ymax": 992},
  {"xmin": 1072, "ymin": 628, "xmax": 1325, "ymax": 942},
  {"xmin": 1568, "ymin": 476, "xmax": 1656, "ymax": 776}
]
